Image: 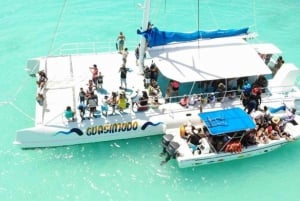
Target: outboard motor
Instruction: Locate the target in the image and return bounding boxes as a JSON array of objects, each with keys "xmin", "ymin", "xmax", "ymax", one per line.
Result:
[
  {"xmin": 166, "ymin": 141, "xmax": 180, "ymax": 158},
  {"xmin": 162, "ymin": 134, "xmax": 174, "ymax": 150},
  {"xmin": 160, "ymin": 134, "xmax": 174, "ymax": 156}
]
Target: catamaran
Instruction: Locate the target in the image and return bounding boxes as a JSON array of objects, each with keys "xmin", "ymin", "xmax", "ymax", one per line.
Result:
[{"xmin": 14, "ymin": 0, "xmax": 300, "ymax": 157}]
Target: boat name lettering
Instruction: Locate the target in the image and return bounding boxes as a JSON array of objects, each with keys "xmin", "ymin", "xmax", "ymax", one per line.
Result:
[{"xmin": 86, "ymin": 121, "xmax": 138, "ymax": 136}]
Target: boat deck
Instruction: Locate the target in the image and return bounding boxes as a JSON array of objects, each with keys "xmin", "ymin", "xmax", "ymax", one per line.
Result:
[{"xmin": 36, "ymin": 51, "xmax": 147, "ymax": 126}]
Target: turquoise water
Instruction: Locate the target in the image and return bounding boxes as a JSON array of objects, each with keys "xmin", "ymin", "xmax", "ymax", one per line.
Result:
[{"xmin": 1, "ymin": 0, "xmax": 300, "ymax": 200}]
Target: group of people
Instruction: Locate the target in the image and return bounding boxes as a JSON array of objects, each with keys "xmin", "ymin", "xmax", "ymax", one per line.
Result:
[
  {"xmin": 251, "ymin": 104, "xmax": 296, "ymax": 143},
  {"xmin": 116, "ymin": 32, "xmax": 129, "ymax": 66},
  {"xmin": 63, "ymin": 29, "xmax": 146, "ymax": 121},
  {"xmin": 67, "ymin": 64, "xmax": 103, "ymax": 121},
  {"xmin": 105, "ymin": 91, "xmax": 128, "ymax": 115},
  {"xmin": 89, "ymin": 64, "xmax": 103, "ymax": 89},
  {"xmin": 176, "ymin": 103, "xmax": 296, "ymax": 156},
  {"xmin": 241, "ymin": 85, "xmax": 262, "ymax": 114},
  {"xmin": 35, "ymin": 70, "xmax": 48, "ymax": 106}
]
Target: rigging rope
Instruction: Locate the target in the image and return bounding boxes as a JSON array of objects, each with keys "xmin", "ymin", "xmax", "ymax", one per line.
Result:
[
  {"xmin": 47, "ymin": 0, "xmax": 68, "ymax": 56},
  {"xmin": 251, "ymin": 0, "xmax": 258, "ymax": 34},
  {"xmin": 197, "ymin": 0, "xmax": 200, "ymax": 48}
]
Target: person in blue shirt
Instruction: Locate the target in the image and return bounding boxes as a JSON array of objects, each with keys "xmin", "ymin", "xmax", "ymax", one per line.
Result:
[{"xmin": 64, "ymin": 106, "xmax": 75, "ymax": 122}]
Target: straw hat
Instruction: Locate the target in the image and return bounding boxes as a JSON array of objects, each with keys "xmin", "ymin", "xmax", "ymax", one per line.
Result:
[{"xmin": 272, "ymin": 116, "xmax": 280, "ymax": 124}]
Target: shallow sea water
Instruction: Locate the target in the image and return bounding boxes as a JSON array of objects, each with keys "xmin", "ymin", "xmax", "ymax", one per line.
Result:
[{"xmin": 1, "ymin": 0, "xmax": 300, "ymax": 200}]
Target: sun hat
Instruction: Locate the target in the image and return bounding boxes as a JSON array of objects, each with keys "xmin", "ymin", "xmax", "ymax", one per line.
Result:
[{"xmin": 271, "ymin": 116, "xmax": 280, "ymax": 124}]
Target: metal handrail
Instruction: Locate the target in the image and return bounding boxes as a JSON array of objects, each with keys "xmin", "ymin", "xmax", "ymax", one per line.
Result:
[{"xmin": 48, "ymin": 40, "xmax": 139, "ymax": 56}]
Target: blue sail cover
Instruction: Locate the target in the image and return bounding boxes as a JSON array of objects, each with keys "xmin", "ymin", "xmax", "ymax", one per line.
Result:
[
  {"xmin": 198, "ymin": 108, "xmax": 256, "ymax": 136},
  {"xmin": 137, "ymin": 27, "xmax": 249, "ymax": 47}
]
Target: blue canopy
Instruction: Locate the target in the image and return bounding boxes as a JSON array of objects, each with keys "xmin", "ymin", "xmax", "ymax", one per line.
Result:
[
  {"xmin": 137, "ymin": 27, "xmax": 249, "ymax": 47},
  {"xmin": 198, "ymin": 108, "xmax": 256, "ymax": 136}
]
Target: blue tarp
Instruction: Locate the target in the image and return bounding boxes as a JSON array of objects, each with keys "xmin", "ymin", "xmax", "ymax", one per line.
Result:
[
  {"xmin": 198, "ymin": 108, "xmax": 256, "ymax": 136},
  {"xmin": 137, "ymin": 27, "xmax": 249, "ymax": 47}
]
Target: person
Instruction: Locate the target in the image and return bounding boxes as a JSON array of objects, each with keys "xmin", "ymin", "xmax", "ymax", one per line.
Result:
[
  {"xmin": 281, "ymin": 106, "xmax": 296, "ymax": 124},
  {"xmin": 86, "ymin": 85, "xmax": 94, "ymax": 99},
  {"xmin": 139, "ymin": 91, "xmax": 149, "ymax": 106},
  {"xmin": 86, "ymin": 91, "xmax": 98, "ymax": 118},
  {"xmin": 108, "ymin": 92, "xmax": 118, "ymax": 115},
  {"xmin": 86, "ymin": 79, "xmax": 95, "ymax": 98},
  {"xmin": 189, "ymin": 94, "xmax": 198, "ymax": 105},
  {"xmin": 116, "ymin": 32, "xmax": 125, "ymax": 53},
  {"xmin": 207, "ymin": 93, "xmax": 216, "ymax": 103},
  {"xmin": 148, "ymin": 80, "xmax": 160, "ymax": 96},
  {"xmin": 122, "ymin": 48, "xmax": 128, "ymax": 66},
  {"xmin": 242, "ymin": 81, "xmax": 252, "ymax": 96},
  {"xmin": 87, "ymin": 79, "xmax": 94, "ymax": 89},
  {"xmin": 256, "ymin": 127, "xmax": 269, "ymax": 144},
  {"xmin": 101, "ymin": 95, "xmax": 109, "ymax": 117},
  {"xmin": 77, "ymin": 103, "xmax": 86, "ymax": 121},
  {"xmin": 265, "ymin": 125, "xmax": 280, "ymax": 140},
  {"xmin": 187, "ymin": 131, "xmax": 202, "ymax": 154},
  {"xmin": 150, "ymin": 61, "xmax": 159, "ymax": 81},
  {"xmin": 179, "ymin": 123, "xmax": 188, "ymax": 139},
  {"xmin": 129, "ymin": 89, "xmax": 140, "ymax": 110},
  {"xmin": 143, "ymin": 66, "xmax": 151, "ymax": 88},
  {"xmin": 272, "ymin": 56, "xmax": 284, "ymax": 75},
  {"xmin": 36, "ymin": 70, "xmax": 48, "ymax": 89},
  {"xmin": 253, "ymin": 75, "xmax": 268, "ymax": 90},
  {"xmin": 179, "ymin": 123, "xmax": 195, "ymax": 139},
  {"xmin": 245, "ymin": 87, "xmax": 261, "ymax": 114},
  {"xmin": 216, "ymin": 82, "xmax": 226, "ymax": 102},
  {"xmin": 179, "ymin": 95, "xmax": 189, "ymax": 107},
  {"xmin": 89, "ymin": 64, "xmax": 98, "ymax": 85},
  {"xmin": 78, "ymin": 87, "xmax": 86, "ymax": 104},
  {"xmin": 118, "ymin": 92, "xmax": 127, "ymax": 113},
  {"xmin": 96, "ymin": 72, "xmax": 103, "ymax": 89},
  {"xmin": 170, "ymin": 80, "xmax": 180, "ymax": 97},
  {"xmin": 135, "ymin": 43, "xmax": 140, "ymax": 66},
  {"xmin": 252, "ymin": 105, "xmax": 270, "ymax": 127},
  {"xmin": 64, "ymin": 106, "xmax": 75, "ymax": 122},
  {"xmin": 36, "ymin": 93, "xmax": 44, "ymax": 106},
  {"xmin": 119, "ymin": 64, "xmax": 128, "ymax": 90}
]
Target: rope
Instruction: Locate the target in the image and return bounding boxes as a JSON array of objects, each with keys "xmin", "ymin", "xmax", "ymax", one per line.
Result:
[
  {"xmin": 8, "ymin": 102, "xmax": 35, "ymax": 122},
  {"xmin": 197, "ymin": 0, "xmax": 200, "ymax": 48},
  {"xmin": 47, "ymin": 0, "xmax": 68, "ymax": 56},
  {"xmin": 0, "ymin": 72, "xmax": 35, "ymax": 122},
  {"xmin": 13, "ymin": 75, "xmax": 33, "ymax": 99},
  {"xmin": 206, "ymin": 3, "xmax": 219, "ymax": 28},
  {"xmin": 251, "ymin": 0, "xmax": 258, "ymax": 34}
]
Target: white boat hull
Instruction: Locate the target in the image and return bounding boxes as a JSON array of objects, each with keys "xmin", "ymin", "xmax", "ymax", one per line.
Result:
[
  {"xmin": 14, "ymin": 119, "xmax": 166, "ymax": 148},
  {"xmin": 165, "ymin": 122, "xmax": 300, "ymax": 168},
  {"xmin": 177, "ymin": 141, "xmax": 283, "ymax": 168}
]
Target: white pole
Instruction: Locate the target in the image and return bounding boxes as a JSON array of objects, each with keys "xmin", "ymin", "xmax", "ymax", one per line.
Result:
[{"xmin": 138, "ymin": 0, "xmax": 151, "ymax": 74}]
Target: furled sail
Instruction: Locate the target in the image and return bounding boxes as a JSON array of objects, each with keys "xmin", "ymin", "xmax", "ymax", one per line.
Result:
[{"xmin": 137, "ymin": 27, "xmax": 249, "ymax": 47}]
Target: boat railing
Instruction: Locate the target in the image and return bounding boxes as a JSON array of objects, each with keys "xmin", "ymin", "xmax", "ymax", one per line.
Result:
[
  {"xmin": 161, "ymin": 85, "xmax": 300, "ymax": 114},
  {"xmin": 40, "ymin": 84, "xmax": 300, "ymax": 126},
  {"xmin": 48, "ymin": 41, "xmax": 138, "ymax": 56}
]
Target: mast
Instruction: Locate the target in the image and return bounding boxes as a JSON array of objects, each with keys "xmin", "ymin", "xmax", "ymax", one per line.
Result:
[{"xmin": 138, "ymin": 0, "xmax": 151, "ymax": 74}]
